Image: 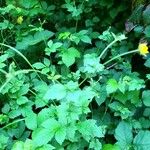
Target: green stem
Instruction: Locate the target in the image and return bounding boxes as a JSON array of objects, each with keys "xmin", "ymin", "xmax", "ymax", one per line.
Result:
[
  {"xmin": 0, "ymin": 69, "xmax": 52, "ymax": 93},
  {"xmin": 99, "ymin": 39, "xmax": 118, "ymax": 59},
  {"xmin": 103, "ymin": 49, "xmax": 138, "ymax": 66},
  {"xmin": 0, "ymin": 69, "xmax": 7, "ymax": 75},
  {"xmin": 79, "ymin": 76, "xmax": 88, "ymax": 86},
  {"xmin": 0, "ymin": 43, "xmax": 42, "ymax": 80},
  {"xmin": 2, "ymin": 118, "xmax": 25, "ymax": 129},
  {"xmin": 0, "ymin": 77, "xmax": 12, "ymax": 93}
]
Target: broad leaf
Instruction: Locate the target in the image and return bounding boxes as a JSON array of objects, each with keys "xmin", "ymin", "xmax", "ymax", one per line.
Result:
[
  {"xmin": 133, "ymin": 131, "xmax": 150, "ymax": 150},
  {"xmin": 25, "ymin": 111, "xmax": 37, "ymax": 130},
  {"xmin": 44, "ymin": 84, "xmax": 67, "ymax": 100},
  {"xmin": 115, "ymin": 121, "xmax": 133, "ymax": 149},
  {"xmin": 55, "ymin": 126, "xmax": 66, "ymax": 144},
  {"xmin": 142, "ymin": 90, "xmax": 150, "ymax": 106},
  {"xmin": 61, "ymin": 47, "xmax": 80, "ymax": 67},
  {"xmin": 106, "ymin": 79, "xmax": 118, "ymax": 94},
  {"xmin": 32, "ymin": 128, "xmax": 53, "ymax": 146}
]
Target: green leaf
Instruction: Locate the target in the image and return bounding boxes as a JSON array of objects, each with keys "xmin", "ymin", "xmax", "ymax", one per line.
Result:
[
  {"xmin": 55, "ymin": 126, "xmax": 66, "ymax": 144},
  {"xmin": 81, "ymin": 54, "xmax": 104, "ymax": 74},
  {"xmin": 0, "ymin": 134, "xmax": 9, "ymax": 149},
  {"xmin": 24, "ymin": 139, "xmax": 34, "ymax": 150},
  {"xmin": 17, "ymin": 96, "xmax": 28, "ymax": 105},
  {"xmin": 146, "ymin": 74, "xmax": 150, "ymax": 79},
  {"xmin": 32, "ymin": 30, "xmax": 54, "ymax": 45},
  {"xmin": 144, "ymin": 57, "xmax": 150, "ymax": 68},
  {"xmin": 41, "ymin": 118, "xmax": 60, "ymax": 131},
  {"xmin": 142, "ymin": 90, "xmax": 150, "ymax": 106},
  {"xmin": 144, "ymin": 25, "xmax": 150, "ymax": 38},
  {"xmin": 143, "ymin": 5, "xmax": 150, "ymax": 24},
  {"xmin": 61, "ymin": 47, "xmax": 80, "ymax": 67},
  {"xmin": 95, "ymin": 86, "xmax": 107, "ymax": 106},
  {"xmin": 37, "ymin": 108, "xmax": 55, "ymax": 125},
  {"xmin": 25, "ymin": 111, "xmax": 37, "ymax": 130},
  {"xmin": 66, "ymin": 124, "xmax": 77, "ymax": 141},
  {"xmin": 44, "ymin": 84, "xmax": 67, "ymax": 100},
  {"xmin": 133, "ymin": 131, "xmax": 150, "ymax": 150},
  {"xmin": 80, "ymin": 35, "xmax": 91, "ymax": 44},
  {"xmin": 115, "ymin": 121, "xmax": 133, "ymax": 149},
  {"xmin": 16, "ymin": 30, "xmax": 54, "ymax": 49},
  {"xmin": 19, "ymin": 0, "xmax": 38, "ymax": 8},
  {"xmin": 33, "ymin": 62, "xmax": 45, "ymax": 69},
  {"xmin": 0, "ymin": 20, "xmax": 9, "ymax": 30},
  {"xmin": 77, "ymin": 120, "xmax": 104, "ymax": 141},
  {"xmin": 36, "ymin": 144, "xmax": 55, "ymax": 150},
  {"xmin": 89, "ymin": 139, "xmax": 102, "ymax": 150},
  {"xmin": 43, "ymin": 58, "xmax": 51, "ymax": 66},
  {"xmin": 0, "ymin": 54, "xmax": 8, "ymax": 63},
  {"xmin": 12, "ymin": 141, "xmax": 24, "ymax": 150},
  {"xmin": 106, "ymin": 79, "xmax": 118, "ymax": 94},
  {"xmin": 143, "ymin": 108, "xmax": 150, "ymax": 117},
  {"xmin": 46, "ymin": 40, "xmax": 62, "ymax": 54},
  {"xmin": 58, "ymin": 32, "xmax": 71, "ymax": 40},
  {"xmin": 128, "ymin": 78, "xmax": 145, "ymax": 91},
  {"xmin": 102, "ymin": 144, "xmax": 120, "ymax": 150},
  {"xmin": 32, "ymin": 128, "xmax": 53, "ymax": 147}
]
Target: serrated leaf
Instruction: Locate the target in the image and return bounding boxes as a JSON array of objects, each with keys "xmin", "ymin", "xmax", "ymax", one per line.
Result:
[
  {"xmin": 55, "ymin": 127, "xmax": 66, "ymax": 144},
  {"xmin": 129, "ymin": 79, "xmax": 145, "ymax": 91},
  {"xmin": 133, "ymin": 131, "xmax": 150, "ymax": 150},
  {"xmin": 12, "ymin": 141, "xmax": 24, "ymax": 150},
  {"xmin": 44, "ymin": 84, "xmax": 66, "ymax": 100},
  {"xmin": 32, "ymin": 128, "xmax": 53, "ymax": 146},
  {"xmin": 16, "ymin": 30, "xmax": 54, "ymax": 49},
  {"xmin": 46, "ymin": 40, "xmax": 62, "ymax": 54},
  {"xmin": 143, "ymin": 5, "xmax": 150, "ymax": 24},
  {"xmin": 41, "ymin": 118, "xmax": 60, "ymax": 131},
  {"xmin": 36, "ymin": 144, "xmax": 55, "ymax": 150},
  {"xmin": 33, "ymin": 62, "xmax": 45, "ymax": 69},
  {"xmin": 89, "ymin": 139, "xmax": 102, "ymax": 150},
  {"xmin": 61, "ymin": 47, "xmax": 80, "ymax": 67},
  {"xmin": 144, "ymin": 57, "xmax": 150, "ymax": 68},
  {"xmin": 106, "ymin": 79, "xmax": 118, "ymax": 94},
  {"xmin": 23, "ymin": 139, "xmax": 33, "ymax": 150},
  {"xmin": 144, "ymin": 25, "xmax": 150, "ymax": 38},
  {"xmin": 0, "ymin": 54, "xmax": 8, "ymax": 63},
  {"xmin": 142, "ymin": 90, "xmax": 150, "ymax": 106},
  {"xmin": 25, "ymin": 111, "xmax": 37, "ymax": 130},
  {"xmin": 43, "ymin": 58, "xmax": 50, "ymax": 66},
  {"xmin": 95, "ymin": 86, "xmax": 107, "ymax": 106},
  {"xmin": 102, "ymin": 144, "xmax": 120, "ymax": 150},
  {"xmin": 17, "ymin": 96, "xmax": 28, "ymax": 105},
  {"xmin": 77, "ymin": 120, "xmax": 103, "ymax": 141},
  {"xmin": 115, "ymin": 121, "xmax": 133, "ymax": 149},
  {"xmin": 80, "ymin": 35, "xmax": 91, "ymax": 44},
  {"xmin": 19, "ymin": 0, "xmax": 38, "ymax": 9}
]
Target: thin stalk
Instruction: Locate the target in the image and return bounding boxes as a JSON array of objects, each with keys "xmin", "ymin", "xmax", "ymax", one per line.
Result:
[
  {"xmin": 0, "ymin": 77, "xmax": 12, "ymax": 93},
  {"xmin": 0, "ymin": 69, "xmax": 7, "ymax": 75},
  {"xmin": 2, "ymin": 118, "xmax": 25, "ymax": 129},
  {"xmin": 79, "ymin": 76, "xmax": 88, "ymax": 86},
  {"xmin": 103, "ymin": 49, "xmax": 138, "ymax": 66},
  {"xmin": 99, "ymin": 39, "xmax": 118, "ymax": 59},
  {"xmin": 0, "ymin": 43, "xmax": 42, "ymax": 80},
  {"xmin": 101, "ymin": 94, "xmax": 114, "ymax": 121}
]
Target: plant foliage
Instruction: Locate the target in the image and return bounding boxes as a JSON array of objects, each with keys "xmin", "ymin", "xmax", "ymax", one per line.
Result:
[{"xmin": 1, "ymin": 0, "xmax": 150, "ymax": 150}]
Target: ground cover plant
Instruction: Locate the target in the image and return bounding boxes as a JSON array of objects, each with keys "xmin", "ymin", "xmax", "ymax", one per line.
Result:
[{"xmin": 1, "ymin": 0, "xmax": 150, "ymax": 149}]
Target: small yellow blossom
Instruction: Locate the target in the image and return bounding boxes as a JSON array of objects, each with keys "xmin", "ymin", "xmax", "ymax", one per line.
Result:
[
  {"xmin": 138, "ymin": 43, "xmax": 149, "ymax": 56},
  {"xmin": 17, "ymin": 16, "xmax": 23, "ymax": 24}
]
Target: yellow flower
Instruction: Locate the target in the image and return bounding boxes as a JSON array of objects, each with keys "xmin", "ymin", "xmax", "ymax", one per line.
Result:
[
  {"xmin": 138, "ymin": 43, "xmax": 149, "ymax": 56},
  {"xmin": 17, "ymin": 16, "xmax": 23, "ymax": 24}
]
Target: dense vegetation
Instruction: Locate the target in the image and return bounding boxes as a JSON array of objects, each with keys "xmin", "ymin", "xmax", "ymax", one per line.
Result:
[{"xmin": 1, "ymin": 0, "xmax": 150, "ymax": 149}]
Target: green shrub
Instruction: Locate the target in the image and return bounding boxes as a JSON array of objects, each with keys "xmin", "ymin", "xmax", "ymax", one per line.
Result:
[{"xmin": 1, "ymin": 0, "xmax": 150, "ymax": 150}]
